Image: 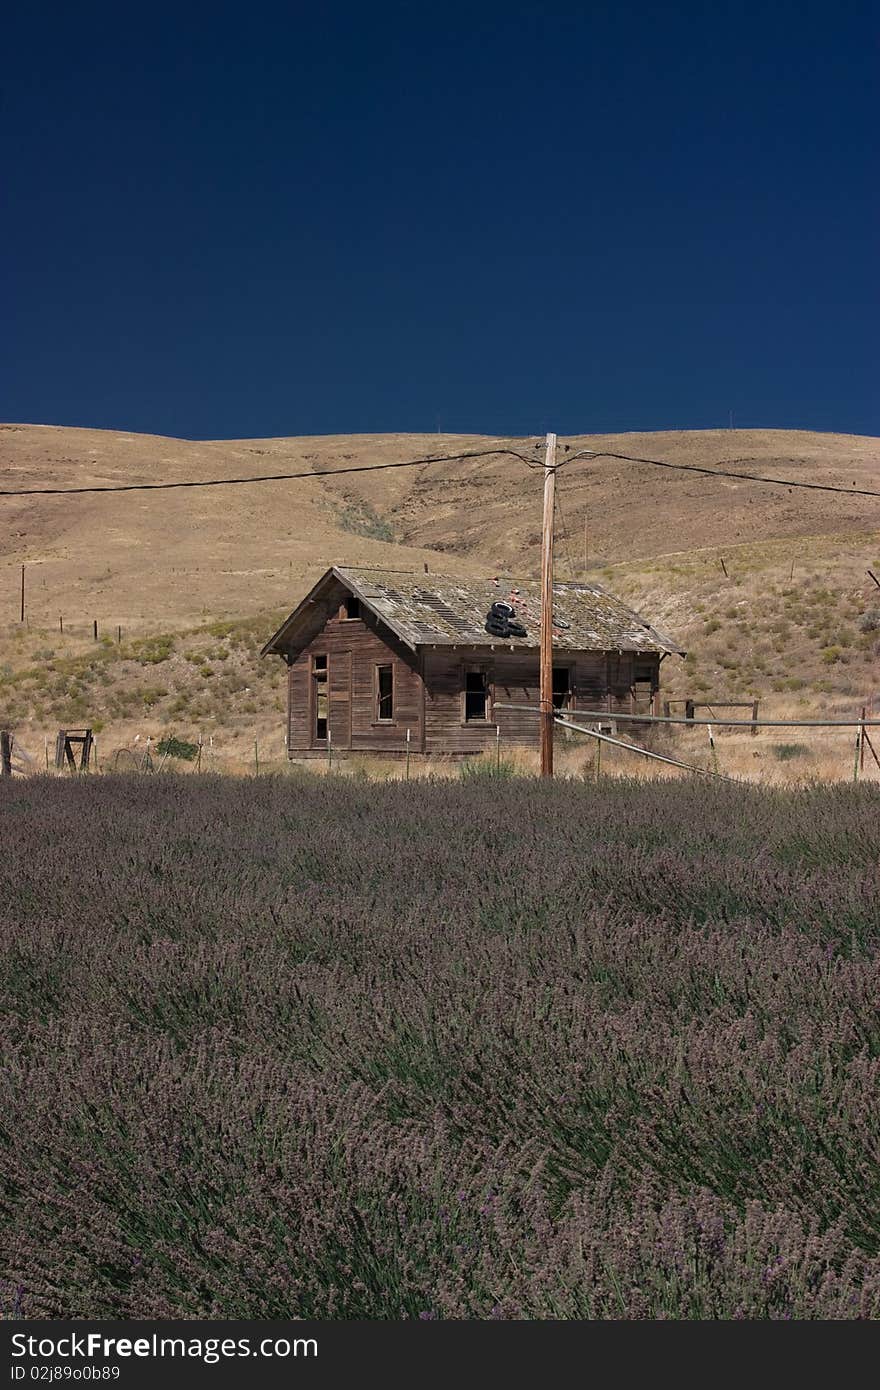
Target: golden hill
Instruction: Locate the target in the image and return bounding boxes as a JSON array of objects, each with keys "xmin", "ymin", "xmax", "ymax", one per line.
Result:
[
  {"xmin": 1, "ymin": 423, "xmax": 878, "ymax": 779},
  {"xmin": 2, "ymin": 423, "xmax": 878, "ymax": 627}
]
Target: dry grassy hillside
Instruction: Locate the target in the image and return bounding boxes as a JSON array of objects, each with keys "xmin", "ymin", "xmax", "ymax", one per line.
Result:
[{"xmin": 1, "ymin": 423, "xmax": 878, "ymax": 779}]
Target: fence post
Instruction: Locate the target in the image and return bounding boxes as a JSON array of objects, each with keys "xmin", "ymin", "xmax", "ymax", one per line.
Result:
[
  {"xmin": 0, "ymin": 731, "xmax": 12, "ymax": 777},
  {"xmin": 406, "ymin": 727, "xmax": 411, "ymax": 780},
  {"xmin": 751, "ymin": 699, "xmax": 759, "ymax": 736},
  {"xmin": 685, "ymin": 699, "xmax": 695, "ymax": 723},
  {"xmin": 860, "ymin": 706, "xmax": 866, "ymax": 773},
  {"xmin": 93, "ymin": 620, "xmax": 98, "ymax": 641}
]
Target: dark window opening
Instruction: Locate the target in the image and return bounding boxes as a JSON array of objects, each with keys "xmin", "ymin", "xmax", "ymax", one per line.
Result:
[
  {"xmin": 464, "ymin": 669, "xmax": 489, "ymax": 721},
  {"xmin": 342, "ymin": 597, "xmax": 361, "ymax": 620},
  {"xmin": 312, "ymin": 655, "xmax": 328, "ymax": 741},
  {"xmin": 633, "ymin": 659, "xmax": 656, "ymax": 714},
  {"xmin": 377, "ymin": 665, "xmax": 394, "ymax": 721},
  {"xmin": 552, "ymin": 666, "xmax": 571, "ymax": 709},
  {"xmin": 634, "ymin": 659, "xmax": 655, "ymax": 685}
]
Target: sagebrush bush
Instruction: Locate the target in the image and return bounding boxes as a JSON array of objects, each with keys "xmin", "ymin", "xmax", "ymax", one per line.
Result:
[{"xmin": 1, "ymin": 776, "xmax": 879, "ymax": 1319}]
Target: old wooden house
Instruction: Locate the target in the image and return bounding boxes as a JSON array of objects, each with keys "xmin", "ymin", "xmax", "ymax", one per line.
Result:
[{"xmin": 262, "ymin": 566, "xmax": 684, "ymax": 758}]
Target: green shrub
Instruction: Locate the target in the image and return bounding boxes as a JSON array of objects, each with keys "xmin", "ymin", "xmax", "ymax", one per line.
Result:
[
  {"xmin": 131, "ymin": 636, "xmax": 175, "ymax": 665},
  {"xmin": 459, "ymin": 757, "xmax": 516, "ymax": 781},
  {"xmin": 156, "ymin": 734, "xmax": 199, "ymax": 762}
]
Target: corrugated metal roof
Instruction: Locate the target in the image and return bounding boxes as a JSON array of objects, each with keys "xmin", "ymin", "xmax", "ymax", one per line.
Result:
[{"xmin": 333, "ymin": 566, "xmax": 684, "ymax": 654}]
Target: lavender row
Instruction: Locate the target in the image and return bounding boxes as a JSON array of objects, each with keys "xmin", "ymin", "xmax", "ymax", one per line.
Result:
[{"xmin": 1, "ymin": 774, "xmax": 878, "ymax": 1317}]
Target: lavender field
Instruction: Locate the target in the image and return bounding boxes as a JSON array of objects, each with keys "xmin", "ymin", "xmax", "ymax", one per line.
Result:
[{"xmin": 2, "ymin": 773, "xmax": 879, "ymax": 1319}]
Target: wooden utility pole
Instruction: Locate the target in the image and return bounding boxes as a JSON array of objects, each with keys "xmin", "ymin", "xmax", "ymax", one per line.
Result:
[{"xmin": 540, "ymin": 432, "xmax": 557, "ymax": 778}]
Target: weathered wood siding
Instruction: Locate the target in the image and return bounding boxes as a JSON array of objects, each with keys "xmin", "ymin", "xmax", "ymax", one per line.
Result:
[
  {"xmin": 283, "ymin": 600, "xmax": 661, "ymax": 756},
  {"xmin": 422, "ymin": 648, "xmax": 661, "ymax": 753},
  {"xmin": 287, "ymin": 602, "xmax": 422, "ymax": 754}
]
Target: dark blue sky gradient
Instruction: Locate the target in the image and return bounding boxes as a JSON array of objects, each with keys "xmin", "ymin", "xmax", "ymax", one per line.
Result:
[{"xmin": 2, "ymin": 2, "xmax": 876, "ymax": 439}]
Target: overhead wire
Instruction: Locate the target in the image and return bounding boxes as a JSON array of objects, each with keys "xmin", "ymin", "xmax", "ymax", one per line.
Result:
[
  {"xmin": 1, "ymin": 434, "xmax": 876, "ymax": 499},
  {"xmin": 0, "ymin": 444, "xmax": 544, "ymax": 498},
  {"xmin": 553, "ymin": 448, "xmax": 880, "ymax": 498}
]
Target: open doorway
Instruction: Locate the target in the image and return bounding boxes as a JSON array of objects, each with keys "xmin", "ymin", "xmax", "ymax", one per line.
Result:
[{"xmin": 552, "ymin": 666, "xmax": 571, "ymax": 710}]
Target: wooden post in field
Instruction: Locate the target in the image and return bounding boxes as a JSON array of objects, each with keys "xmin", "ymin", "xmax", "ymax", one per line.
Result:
[
  {"xmin": 860, "ymin": 705, "xmax": 866, "ymax": 773},
  {"xmin": 0, "ymin": 731, "xmax": 12, "ymax": 777},
  {"xmin": 59, "ymin": 615, "xmax": 63, "ymax": 634},
  {"xmin": 540, "ymin": 431, "xmax": 557, "ymax": 779},
  {"xmin": 93, "ymin": 619, "xmax": 98, "ymax": 642},
  {"xmin": 751, "ymin": 699, "xmax": 759, "ymax": 736},
  {"xmin": 20, "ymin": 566, "xmax": 25, "ymax": 623}
]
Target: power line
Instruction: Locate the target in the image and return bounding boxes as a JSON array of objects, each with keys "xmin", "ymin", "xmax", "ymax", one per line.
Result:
[
  {"xmin": 2, "ymin": 435, "xmax": 876, "ymax": 500},
  {"xmin": 556, "ymin": 449, "xmax": 880, "ymax": 499},
  {"xmin": 0, "ymin": 445, "xmax": 543, "ymax": 498}
]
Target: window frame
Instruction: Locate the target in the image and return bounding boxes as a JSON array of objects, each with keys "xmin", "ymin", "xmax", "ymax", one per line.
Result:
[
  {"xmin": 310, "ymin": 652, "xmax": 329, "ymax": 744},
  {"xmin": 633, "ymin": 657, "xmax": 657, "ymax": 688},
  {"xmin": 373, "ymin": 662, "xmax": 396, "ymax": 725},
  {"xmin": 340, "ymin": 596, "xmax": 362, "ymax": 621},
  {"xmin": 461, "ymin": 664, "xmax": 494, "ymax": 725}
]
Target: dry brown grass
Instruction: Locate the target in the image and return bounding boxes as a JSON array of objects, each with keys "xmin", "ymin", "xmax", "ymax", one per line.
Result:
[{"xmin": 2, "ymin": 422, "xmax": 878, "ymax": 782}]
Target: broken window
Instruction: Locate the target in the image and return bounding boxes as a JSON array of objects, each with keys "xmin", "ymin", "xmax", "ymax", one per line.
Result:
[
  {"xmin": 312, "ymin": 654, "xmax": 328, "ymax": 741},
  {"xmin": 552, "ymin": 666, "xmax": 571, "ymax": 710},
  {"xmin": 342, "ymin": 596, "xmax": 361, "ymax": 620},
  {"xmin": 634, "ymin": 659, "xmax": 655, "ymax": 684},
  {"xmin": 464, "ymin": 669, "xmax": 489, "ymax": 721},
  {"xmin": 633, "ymin": 658, "xmax": 656, "ymax": 714},
  {"xmin": 376, "ymin": 664, "xmax": 394, "ymax": 721}
]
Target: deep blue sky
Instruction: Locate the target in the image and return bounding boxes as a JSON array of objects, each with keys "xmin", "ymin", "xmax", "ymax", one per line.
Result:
[{"xmin": 2, "ymin": 2, "xmax": 876, "ymax": 440}]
